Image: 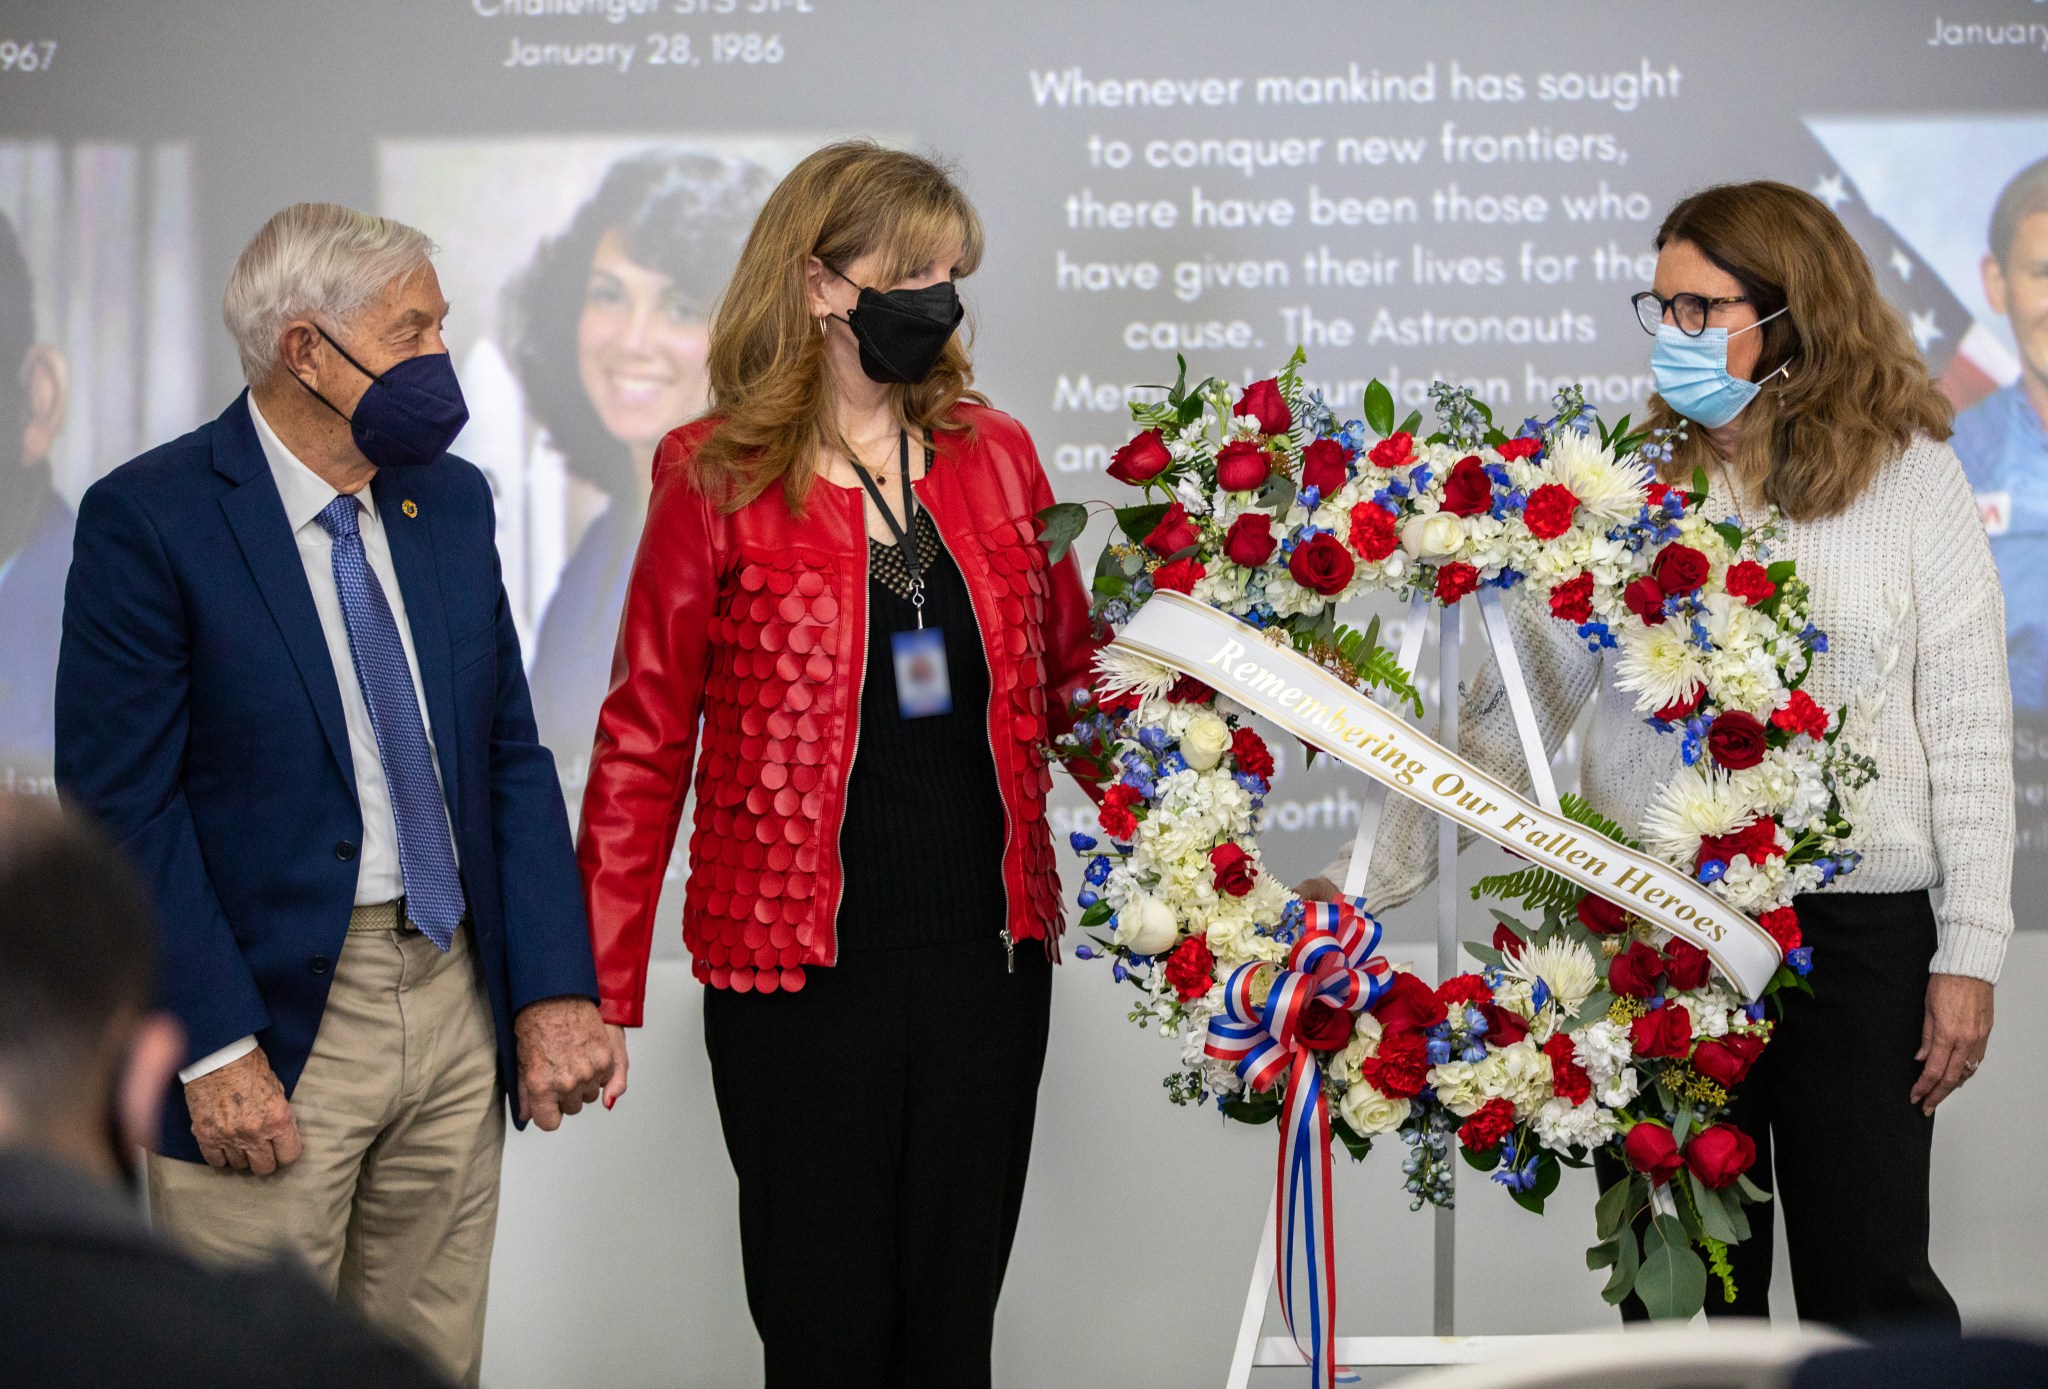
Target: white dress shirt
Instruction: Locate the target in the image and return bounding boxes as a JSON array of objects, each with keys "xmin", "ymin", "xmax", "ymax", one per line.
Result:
[{"xmin": 179, "ymin": 396, "xmax": 454, "ymax": 1084}]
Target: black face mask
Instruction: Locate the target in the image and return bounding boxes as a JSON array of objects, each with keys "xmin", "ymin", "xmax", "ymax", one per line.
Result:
[{"xmin": 831, "ymin": 267, "xmax": 963, "ymax": 385}]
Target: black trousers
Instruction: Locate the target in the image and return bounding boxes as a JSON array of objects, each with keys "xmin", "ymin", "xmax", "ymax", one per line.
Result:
[
  {"xmin": 704, "ymin": 937, "xmax": 1054, "ymax": 1389},
  {"xmin": 1599, "ymin": 890, "xmax": 1960, "ymax": 1331}
]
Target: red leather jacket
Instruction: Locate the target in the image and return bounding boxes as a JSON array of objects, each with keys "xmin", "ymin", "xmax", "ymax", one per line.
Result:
[{"xmin": 577, "ymin": 405, "xmax": 1101, "ymax": 1023}]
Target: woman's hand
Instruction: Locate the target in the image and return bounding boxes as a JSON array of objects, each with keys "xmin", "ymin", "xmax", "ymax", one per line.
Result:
[
  {"xmin": 601, "ymin": 1023, "xmax": 630, "ymax": 1110},
  {"xmin": 1911, "ymin": 973, "xmax": 1994, "ymax": 1115},
  {"xmin": 1295, "ymin": 876, "xmax": 1340, "ymax": 903}
]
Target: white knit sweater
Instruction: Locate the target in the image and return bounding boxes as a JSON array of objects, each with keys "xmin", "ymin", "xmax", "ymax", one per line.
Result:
[{"xmin": 1322, "ymin": 435, "xmax": 2016, "ymax": 983}]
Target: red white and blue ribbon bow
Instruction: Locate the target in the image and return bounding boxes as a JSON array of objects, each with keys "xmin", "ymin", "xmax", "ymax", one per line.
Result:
[{"xmin": 1205, "ymin": 897, "xmax": 1390, "ymax": 1389}]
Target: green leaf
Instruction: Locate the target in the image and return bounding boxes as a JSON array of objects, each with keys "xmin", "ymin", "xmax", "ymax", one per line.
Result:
[
  {"xmin": 1600, "ymin": 1227, "xmax": 1641, "ymax": 1304},
  {"xmin": 1395, "ymin": 408, "xmax": 1424, "ymax": 437},
  {"xmin": 1461, "ymin": 1141, "xmax": 1503, "ymax": 1173},
  {"xmin": 1636, "ymin": 1216, "xmax": 1709, "ymax": 1321},
  {"xmin": 1483, "ymin": 427, "xmax": 1509, "ymax": 448},
  {"xmin": 1712, "ymin": 520, "xmax": 1744, "ymax": 553},
  {"xmin": 1690, "ymin": 463, "xmax": 1711, "ymax": 503},
  {"xmin": 1090, "ymin": 574, "xmax": 1127, "ymax": 598},
  {"xmin": 1595, "ymin": 1173, "xmax": 1633, "ymax": 1241},
  {"xmin": 1363, "ymin": 379, "xmax": 1396, "ymax": 437},
  {"xmin": 1079, "ymin": 900, "xmax": 1113, "ymax": 928},
  {"xmin": 1689, "ymin": 1173, "xmax": 1749, "ymax": 1244},
  {"xmin": 1586, "ymin": 1238, "xmax": 1620, "ymax": 1270},
  {"xmin": 1735, "ymin": 1174, "xmax": 1772, "ymax": 1205},
  {"xmin": 1670, "ymin": 1104, "xmax": 1694, "ymax": 1147},
  {"xmin": 1114, "ymin": 502, "xmax": 1172, "ymax": 545},
  {"xmin": 1037, "ymin": 503, "xmax": 1089, "ymax": 564},
  {"xmin": 1462, "ymin": 941, "xmax": 1505, "ymax": 970},
  {"xmin": 1257, "ymin": 470, "xmax": 1298, "ymax": 513},
  {"xmin": 1509, "ymin": 1150, "xmax": 1562, "ymax": 1215},
  {"xmin": 1165, "ymin": 354, "xmax": 1190, "ymax": 408},
  {"xmin": 1220, "ymin": 1095, "xmax": 1280, "ymax": 1125}
]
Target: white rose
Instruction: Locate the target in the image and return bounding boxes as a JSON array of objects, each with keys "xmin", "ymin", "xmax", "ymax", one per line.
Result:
[
  {"xmin": 1400, "ymin": 511, "xmax": 1466, "ymax": 560},
  {"xmin": 1113, "ymin": 894, "xmax": 1180, "ymax": 956},
  {"xmin": 1180, "ymin": 711, "xmax": 1231, "ymax": 771},
  {"xmin": 1338, "ymin": 1084, "xmax": 1411, "ymax": 1136}
]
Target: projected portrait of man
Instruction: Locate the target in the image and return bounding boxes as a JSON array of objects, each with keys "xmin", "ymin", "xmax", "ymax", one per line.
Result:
[
  {"xmin": 504, "ymin": 150, "xmax": 772, "ymax": 793},
  {"xmin": 1956, "ymin": 154, "xmax": 2048, "ymax": 710},
  {"xmin": 0, "ymin": 209, "xmax": 71, "ymax": 786}
]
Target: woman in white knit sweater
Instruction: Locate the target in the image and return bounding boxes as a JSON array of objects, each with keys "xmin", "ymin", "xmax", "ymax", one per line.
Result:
[{"xmin": 1310, "ymin": 181, "xmax": 2009, "ymax": 1329}]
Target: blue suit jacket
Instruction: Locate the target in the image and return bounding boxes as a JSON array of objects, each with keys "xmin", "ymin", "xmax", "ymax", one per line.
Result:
[{"xmin": 56, "ymin": 393, "xmax": 599, "ymax": 1162}]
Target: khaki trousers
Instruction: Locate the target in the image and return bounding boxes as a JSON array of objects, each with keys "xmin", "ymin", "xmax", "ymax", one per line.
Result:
[{"xmin": 149, "ymin": 902, "xmax": 506, "ymax": 1387}]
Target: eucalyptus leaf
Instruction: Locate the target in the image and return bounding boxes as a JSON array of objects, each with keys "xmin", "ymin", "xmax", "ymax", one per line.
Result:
[
  {"xmin": 1735, "ymin": 1174, "xmax": 1773, "ymax": 1205},
  {"xmin": 1595, "ymin": 1174, "xmax": 1632, "ymax": 1241},
  {"xmin": 1636, "ymin": 1231, "xmax": 1708, "ymax": 1321},
  {"xmin": 1586, "ymin": 1238, "xmax": 1619, "ymax": 1270},
  {"xmin": 1462, "ymin": 941, "xmax": 1505, "ymax": 970},
  {"xmin": 1689, "ymin": 1173, "xmax": 1747, "ymax": 1245},
  {"xmin": 1036, "ymin": 503, "xmax": 1089, "ymax": 564},
  {"xmin": 1600, "ymin": 1227, "xmax": 1642, "ymax": 1304}
]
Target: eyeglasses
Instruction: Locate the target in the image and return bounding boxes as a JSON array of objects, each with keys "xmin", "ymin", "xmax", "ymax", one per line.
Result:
[{"xmin": 1632, "ymin": 290, "xmax": 1750, "ymax": 337}]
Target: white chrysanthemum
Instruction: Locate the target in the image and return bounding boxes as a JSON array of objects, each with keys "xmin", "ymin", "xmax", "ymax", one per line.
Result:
[
  {"xmin": 1500, "ymin": 934, "xmax": 1602, "ymax": 1018},
  {"xmin": 1638, "ymin": 764, "xmax": 1753, "ymax": 865},
  {"xmin": 1615, "ymin": 620, "xmax": 1709, "ymax": 714},
  {"xmin": 1542, "ymin": 428, "xmax": 1653, "ymax": 527},
  {"xmin": 1093, "ymin": 647, "xmax": 1178, "ymax": 707}
]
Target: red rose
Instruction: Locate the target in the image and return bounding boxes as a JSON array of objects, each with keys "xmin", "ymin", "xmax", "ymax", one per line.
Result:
[
  {"xmin": 1164, "ymin": 935, "xmax": 1217, "ymax": 1002},
  {"xmin": 1682, "ymin": 1123, "xmax": 1757, "ymax": 1190},
  {"xmin": 1608, "ymin": 940, "xmax": 1664, "ymax": 998},
  {"xmin": 1630, "ymin": 1001, "xmax": 1693, "ymax": 1058},
  {"xmin": 1367, "ymin": 431, "xmax": 1415, "ymax": 469},
  {"xmin": 1706, "ymin": 710, "xmax": 1768, "ymax": 771},
  {"xmin": 1099, "ymin": 783, "xmax": 1141, "ymax": 840},
  {"xmin": 1542, "ymin": 1033, "xmax": 1592, "ymax": 1106},
  {"xmin": 1298, "ymin": 1000, "xmax": 1355, "ymax": 1052},
  {"xmin": 1577, "ymin": 893, "xmax": 1631, "ymax": 936},
  {"xmin": 1150, "ymin": 556, "xmax": 1206, "ymax": 594},
  {"xmin": 1369, "ymin": 970, "xmax": 1447, "ymax": 1035},
  {"xmin": 1166, "ymin": 675, "xmax": 1215, "ymax": 704},
  {"xmin": 1725, "ymin": 560, "xmax": 1776, "ymax": 605},
  {"xmin": 1480, "ymin": 1000, "xmax": 1530, "ymax": 1047},
  {"xmin": 1222, "ymin": 512, "xmax": 1276, "ymax": 568},
  {"xmin": 1457, "ymin": 1097, "xmax": 1517, "ymax": 1151},
  {"xmin": 1548, "ymin": 572, "xmax": 1594, "ymax": 623},
  {"xmin": 1233, "ymin": 378, "xmax": 1292, "ymax": 435},
  {"xmin": 1771, "ymin": 689, "xmax": 1830, "ymax": 740},
  {"xmin": 1143, "ymin": 501, "xmax": 1200, "ymax": 557},
  {"xmin": 1210, "ymin": 843, "xmax": 1257, "ymax": 897},
  {"xmin": 1622, "ymin": 576, "xmax": 1668, "ymax": 626},
  {"xmin": 1358, "ymin": 1031, "xmax": 1429, "ymax": 1098},
  {"xmin": 1650, "ymin": 544, "xmax": 1710, "ymax": 594},
  {"xmin": 1662, "ymin": 938, "xmax": 1713, "ymax": 992},
  {"xmin": 1654, "ymin": 685, "xmax": 1704, "ymax": 722},
  {"xmin": 1436, "ymin": 973, "xmax": 1493, "ymax": 1009},
  {"xmin": 1230, "ymin": 726, "xmax": 1275, "ymax": 779},
  {"xmin": 1348, "ymin": 501, "xmax": 1399, "ymax": 562},
  {"xmin": 1434, "ymin": 561, "xmax": 1481, "ymax": 604},
  {"xmin": 1492, "ymin": 922, "xmax": 1526, "ymax": 958},
  {"xmin": 1523, "ymin": 483, "xmax": 1580, "ymax": 540},
  {"xmin": 1288, "ymin": 532, "xmax": 1356, "ymax": 596},
  {"xmin": 1441, "ymin": 455, "xmax": 1494, "ymax": 517},
  {"xmin": 1691, "ymin": 1033, "xmax": 1766, "ymax": 1089},
  {"xmin": 1215, "ymin": 439, "xmax": 1273, "ymax": 493},
  {"xmin": 1107, "ymin": 428, "xmax": 1172, "ymax": 485},
  {"xmin": 1495, "ymin": 436, "xmax": 1544, "ymax": 462},
  {"xmin": 1300, "ymin": 438, "xmax": 1352, "ymax": 496},
  {"xmin": 1623, "ymin": 1120, "xmax": 1683, "ymax": 1186},
  {"xmin": 1757, "ymin": 906, "xmax": 1801, "ymax": 956}
]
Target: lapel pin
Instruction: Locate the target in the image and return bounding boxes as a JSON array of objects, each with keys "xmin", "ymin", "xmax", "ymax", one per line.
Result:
[{"xmin": 402, "ymin": 499, "xmax": 418, "ymax": 518}]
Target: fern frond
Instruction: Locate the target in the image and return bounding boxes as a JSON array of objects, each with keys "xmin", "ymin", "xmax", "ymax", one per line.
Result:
[
  {"xmin": 1559, "ymin": 792, "xmax": 1634, "ymax": 847},
  {"xmin": 1472, "ymin": 865, "xmax": 1584, "ymax": 911}
]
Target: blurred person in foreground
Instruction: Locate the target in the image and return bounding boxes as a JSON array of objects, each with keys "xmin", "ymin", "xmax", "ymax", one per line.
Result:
[
  {"xmin": 55, "ymin": 203, "xmax": 610, "ymax": 1385},
  {"xmin": 0, "ymin": 795, "xmax": 452, "ymax": 1388}
]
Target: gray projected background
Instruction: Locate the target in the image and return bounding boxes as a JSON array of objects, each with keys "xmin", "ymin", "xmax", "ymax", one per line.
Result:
[{"xmin": 4, "ymin": 2, "xmax": 2047, "ymax": 1384}]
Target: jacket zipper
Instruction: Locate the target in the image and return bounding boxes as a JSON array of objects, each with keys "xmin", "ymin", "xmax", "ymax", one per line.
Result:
[{"xmin": 821, "ymin": 484, "xmax": 870, "ymax": 969}]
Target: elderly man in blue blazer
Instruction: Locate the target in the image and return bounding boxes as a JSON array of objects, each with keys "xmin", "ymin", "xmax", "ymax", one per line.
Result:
[{"xmin": 56, "ymin": 203, "xmax": 613, "ymax": 1387}]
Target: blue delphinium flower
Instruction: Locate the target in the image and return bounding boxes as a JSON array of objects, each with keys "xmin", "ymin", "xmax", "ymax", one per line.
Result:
[
  {"xmin": 1577, "ymin": 621, "xmax": 1618, "ymax": 651},
  {"xmin": 1427, "ymin": 1036, "xmax": 1453, "ymax": 1065},
  {"xmin": 1076, "ymin": 888, "xmax": 1099, "ymax": 908},
  {"xmin": 1069, "ymin": 831, "xmax": 1098, "ymax": 852},
  {"xmin": 1787, "ymin": 946, "xmax": 1813, "ymax": 976},
  {"xmin": 1409, "ymin": 465, "xmax": 1433, "ymax": 492},
  {"xmin": 1803, "ymin": 624, "xmax": 1830, "ymax": 653},
  {"xmin": 1158, "ymin": 751, "xmax": 1189, "ymax": 777},
  {"xmin": 1299, "ymin": 484, "xmax": 1322, "ymax": 510},
  {"xmin": 1698, "ymin": 859, "xmax": 1727, "ymax": 885},
  {"xmin": 1084, "ymin": 855, "xmax": 1112, "ymax": 885},
  {"xmin": 1137, "ymin": 726, "xmax": 1171, "ymax": 754},
  {"xmin": 1074, "ymin": 944, "xmax": 1096, "ymax": 960},
  {"xmin": 1460, "ymin": 1042, "xmax": 1488, "ymax": 1064}
]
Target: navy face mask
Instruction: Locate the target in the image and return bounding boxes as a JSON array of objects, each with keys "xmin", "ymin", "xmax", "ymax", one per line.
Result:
[
  {"xmin": 831, "ymin": 267, "xmax": 963, "ymax": 385},
  {"xmin": 299, "ymin": 326, "xmax": 469, "ymax": 469}
]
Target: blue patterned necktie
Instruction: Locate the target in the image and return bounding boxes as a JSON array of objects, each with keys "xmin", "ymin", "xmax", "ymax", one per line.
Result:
[{"xmin": 316, "ymin": 494, "xmax": 464, "ymax": 949}]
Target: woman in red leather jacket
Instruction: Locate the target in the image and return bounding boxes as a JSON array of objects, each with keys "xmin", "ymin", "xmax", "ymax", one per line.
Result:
[{"xmin": 576, "ymin": 142, "xmax": 1100, "ymax": 1387}]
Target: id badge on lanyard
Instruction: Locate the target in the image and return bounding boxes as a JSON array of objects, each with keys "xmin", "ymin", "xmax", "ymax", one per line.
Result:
[{"xmin": 857, "ymin": 431, "xmax": 952, "ymax": 719}]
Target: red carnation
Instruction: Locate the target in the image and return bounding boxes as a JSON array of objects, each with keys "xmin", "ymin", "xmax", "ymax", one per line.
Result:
[
  {"xmin": 1691, "ymin": 1034, "xmax": 1766, "ymax": 1089},
  {"xmin": 1233, "ymin": 378, "xmax": 1292, "ymax": 435},
  {"xmin": 1299, "ymin": 1000, "xmax": 1355, "ymax": 1052},
  {"xmin": 1288, "ymin": 532, "xmax": 1356, "ymax": 596},
  {"xmin": 1143, "ymin": 502, "xmax": 1200, "ymax": 557},
  {"xmin": 1166, "ymin": 675, "xmax": 1215, "ymax": 704},
  {"xmin": 1645, "ymin": 482, "xmax": 1675, "ymax": 508},
  {"xmin": 1369, "ymin": 970, "xmax": 1447, "ymax": 1035},
  {"xmin": 1434, "ymin": 561, "xmax": 1481, "ymax": 604},
  {"xmin": 1699, "ymin": 819, "xmax": 1782, "ymax": 869},
  {"xmin": 1662, "ymin": 938, "xmax": 1713, "ymax": 992},
  {"xmin": 1725, "ymin": 560, "xmax": 1776, "ymax": 605},
  {"xmin": 1654, "ymin": 685, "xmax": 1704, "ymax": 722},
  {"xmin": 1150, "ymin": 556, "xmax": 1206, "ymax": 594},
  {"xmin": 1624, "ymin": 1120, "xmax": 1683, "ymax": 1186},
  {"xmin": 1215, "ymin": 439, "xmax": 1273, "ymax": 493},
  {"xmin": 1230, "ymin": 726, "xmax": 1274, "ymax": 779},
  {"xmin": 1107, "ymin": 428, "xmax": 1172, "ymax": 485},
  {"xmin": 1623, "ymin": 576, "xmax": 1667, "ymax": 625},
  {"xmin": 1608, "ymin": 940, "xmax": 1664, "ymax": 998},
  {"xmin": 1368, "ymin": 431, "xmax": 1415, "ymax": 469},
  {"xmin": 1630, "ymin": 1002, "xmax": 1693, "ymax": 1058},
  {"xmin": 1480, "ymin": 1000, "xmax": 1530, "ymax": 1047},
  {"xmin": 1771, "ymin": 689, "xmax": 1830, "ymax": 740},
  {"xmin": 1436, "ymin": 973, "xmax": 1493, "ymax": 1009},
  {"xmin": 1458, "ymin": 1098, "xmax": 1517, "ymax": 1152},
  {"xmin": 1548, "ymin": 572, "xmax": 1594, "ymax": 623},
  {"xmin": 1164, "ymin": 935, "xmax": 1217, "ymax": 1002},
  {"xmin": 1706, "ymin": 710, "xmax": 1768, "ymax": 771},
  {"xmin": 1300, "ymin": 437, "xmax": 1352, "ymax": 496},
  {"xmin": 1099, "ymin": 783, "xmax": 1142, "ymax": 840},
  {"xmin": 1496, "ymin": 436, "xmax": 1544, "ymax": 462},
  {"xmin": 1210, "ymin": 843, "xmax": 1258, "ymax": 897},
  {"xmin": 1682, "ymin": 1123, "xmax": 1757, "ymax": 1190},
  {"xmin": 1650, "ymin": 544, "xmax": 1710, "ymax": 594},
  {"xmin": 1358, "ymin": 1030, "xmax": 1429, "ymax": 1098},
  {"xmin": 1523, "ymin": 483, "xmax": 1580, "ymax": 540},
  {"xmin": 1348, "ymin": 501, "xmax": 1400, "ymax": 562},
  {"xmin": 1222, "ymin": 512, "xmax": 1276, "ymax": 568},
  {"xmin": 1441, "ymin": 455, "xmax": 1494, "ymax": 518},
  {"xmin": 1542, "ymin": 1033, "xmax": 1592, "ymax": 1106},
  {"xmin": 1757, "ymin": 905, "xmax": 1802, "ymax": 956},
  {"xmin": 1577, "ymin": 893, "xmax": 1631, "ymax": 935}
]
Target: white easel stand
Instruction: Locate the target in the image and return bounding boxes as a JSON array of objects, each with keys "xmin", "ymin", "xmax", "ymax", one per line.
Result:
[{"xmin": 1225, "ymin": 590, "xmax": 1566, "ymax": 1386}]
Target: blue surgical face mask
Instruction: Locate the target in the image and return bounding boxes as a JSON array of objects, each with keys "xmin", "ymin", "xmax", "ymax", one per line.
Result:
[
  {"xmin": 1650, "ymin": 306, "xmax": 1789, "ymax": 429},
  {"xmin": 299, "ymin": 327, "xmax": 469, "ymax": 469}
]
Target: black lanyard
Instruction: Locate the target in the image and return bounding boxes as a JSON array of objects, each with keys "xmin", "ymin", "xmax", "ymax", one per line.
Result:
[{"xmin": 852, "ymin": 429, "xmax": 929, "ymax": 627}]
